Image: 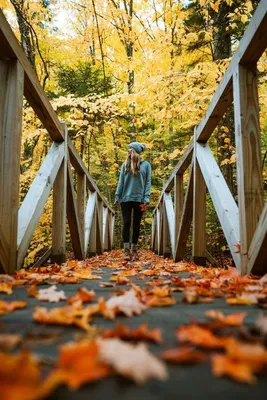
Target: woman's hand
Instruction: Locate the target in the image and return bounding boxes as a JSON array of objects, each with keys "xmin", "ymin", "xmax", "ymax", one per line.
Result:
[{"xmin": 115, "ymin": 201, "xmax": 120, "ymax": 208}]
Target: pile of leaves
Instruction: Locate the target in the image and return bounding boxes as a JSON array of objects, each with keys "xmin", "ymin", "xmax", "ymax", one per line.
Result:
[{"xmin": 1, "ymin": 250, "xmax": 267, "ymax": 399}]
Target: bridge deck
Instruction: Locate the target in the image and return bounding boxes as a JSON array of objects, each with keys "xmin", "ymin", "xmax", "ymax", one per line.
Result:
[{"xmin": 1, "ymin": 250, "xmax": 267, "ymax": 399}]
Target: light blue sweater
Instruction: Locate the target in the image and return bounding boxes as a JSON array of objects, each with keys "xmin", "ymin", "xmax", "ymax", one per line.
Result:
[{"xmin": 115, "ymin": 160, "xmax": 151, "ymax": 204}]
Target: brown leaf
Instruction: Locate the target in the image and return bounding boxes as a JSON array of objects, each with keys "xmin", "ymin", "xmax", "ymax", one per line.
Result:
[
  {"xmin": 0, "ymin": 334, "xmax": 21, "ymax": 351},
  {"xmin": 212, "ymin": 354, "xmax": 256, "ymax": 384},
  {"xmin": 0, "ymin": 301, "xmax": 26, "ymax": 315},
  {"xmin": 67, "ymin": 288, "xmax": 95, "ymax": 304},
  {"xmin": 162, "ymin": 347, "xmax": 207, "ymax": 364},
  {"xmin": 205, "ymin": 310, "xmax": 246, "ymax": 326},
  {"xmin": 103, "ymin": 322, "xmax": 163, "ymax": 344},
  {"xmin": 147, "ymin": 296, "xmax": 176, "ymax": 307},
  {"xmin": 0, "ymin": 282, "xmax": 13, "ymax": 294},
  {"xmin": 176, "ymin": 325, "xmax": 228, "ymax": 349},
  {"xmin": 45, "ymin": 341, "xmax": 111, "ymax": 390}
]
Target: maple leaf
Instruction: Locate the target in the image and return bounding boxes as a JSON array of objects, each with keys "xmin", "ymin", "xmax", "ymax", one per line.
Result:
[
  {"xmin": 73, "ymin": 271, "xmax": 101, "ymax": 280},
  {"xmin": 0, "ymin": 334, "xmax": 21, "ymax": 351},
  {"xmin": 0, "ymin": 351, "xmax": 55, "ymax": 400},
  {"xmin": 33, "ymin": 303, "xmax": 99, "ymax": 331},
  {"xmin": 0, "ymin": 301, "xmax": 26, "ymax": 316},
  {"xmin": 233, "ymin": 242, "xmax": 241, "ymax": 254},
  {"xmin": 103, "ymin": 322, "xmax": 163, "ymax": 344},
  {"xmin": 211, "ymin": 354, "xmax": 256, "ymax": 384},
  {"xmin": 45, "ymin": 341, "xmax": 111, "ymax": 390},
  {"xmin": 0, "ymin": 282, "xmax": 13, "ymax": 294},
  {"xmin": 139, "ymin": 203, "xmax": 147, "ymax": 212},
  {"xmin": 37, "ymin": 285, "xmax": 67, "ymax": 303},
  {"xmin": 97, "ymin": 338, "xmax": 168, "ymax": 384},
  {"xmin": 67, "ymin": 288, "xmax": 96, "ymax": 304},
  {"xmin": 176, "ymin": 325, "xmax": 228, "ymax": 349},
  {"xmin": 102, "ymin": 289, "xmax": 147, "ymax": 319},
  {"xmin": 162, "ymin": 347, "xmax": 207, "ymax": 364},
  {"xmin": 205, "ymin": 310, "xmax": 246, "ymax": 326},
  {"xmin": 147, "ymin": 296, "xmax": 176, "ymax": 307},
  {"xmin": 226, "ymin": 294, "xmax": 259, "ymax": 305}
]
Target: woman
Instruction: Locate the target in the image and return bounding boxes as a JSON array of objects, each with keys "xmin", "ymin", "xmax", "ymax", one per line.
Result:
[{"xmin": 115, "ymin": 142, "xmax": 152, "ymax": 261}]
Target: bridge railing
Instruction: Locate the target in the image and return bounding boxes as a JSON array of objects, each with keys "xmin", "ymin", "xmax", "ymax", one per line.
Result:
[
  {"xmin": 152, "ymin": 0, "xmax": 267, "ymax": 276},
  {"xmin": 0, "ymin": 10, "xmax": 114, "ymax": 274}
]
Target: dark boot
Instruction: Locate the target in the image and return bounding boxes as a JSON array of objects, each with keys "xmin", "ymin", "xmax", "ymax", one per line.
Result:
[
  {"xmin": 124, "ymin": 248, "xmax": 132, "ymax": 261},
  {"xmin": 131, "ymin": 247, "xmax": 139, "ymax": 261}
]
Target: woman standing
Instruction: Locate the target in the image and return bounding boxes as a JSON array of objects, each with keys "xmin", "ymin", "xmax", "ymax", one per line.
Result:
[{"xmin": 115, "ymin": 142, "xmax": 152, "ymax": 261}]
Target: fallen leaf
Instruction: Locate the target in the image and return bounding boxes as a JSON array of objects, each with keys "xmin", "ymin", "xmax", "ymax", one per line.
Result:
[
  {"xmin": 73, "ymin": 271, "xmax": 101, "ymax": 280},
  {"xmin": 205, "ymin": 310, "xmax": 246, "ymax": 326},
  {"xmin": 226, "ymin": 294, "xmax": 259, "ymax": 305},
  {"xmin": 67, "ymin": 288, "xmax": 95, "ymax": 304},
  {"xmin": 176, "ymin": 325, "xmax": 228, "ymax": 349},
  {"xmin": 0, "ymin": 282, "xmax": 13, "ymax": 294},
  {"xmin": 102, "ymin": 289, "xmax": 147, "ymax": 319},
  {"xmin": 37, "ymin": 285, "xmax": 66, "ymax": 303},
  {"xmin": 103, "ymin": 322, "xmax": 163, "ymax": 344},
  {"xmin": 0, "ymin": 301, "xmax": 26, "ymax": 315},
  {"xmin": 162, "ymin": 347, "xmax": 207, "ymax": 364},
  {"xmin": 0, "ymin": 334, "xmax": 21, "ymax": 351},
  {"xmin": 211, "ymin": 354, "xmax": 256, "ymax": 384},
  {"xmin": 147, "ymin": 296, "xmax": 176, "ymax": 307},
  {"xmin": 98, "ymin": 338, "xmax": 168, "ymax": 384},
  {"xmin": 256, "ymin": 312, "xmax": 267, "ymax": 335},
  {"xmin": 45, "ymin": 341, "xmax": 111, "ymax": 390}
]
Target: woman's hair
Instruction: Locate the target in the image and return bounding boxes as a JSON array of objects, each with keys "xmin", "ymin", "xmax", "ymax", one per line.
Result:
[{"xmin": 125, "ymin": 147, "xmax": 141, "ymax": 175}]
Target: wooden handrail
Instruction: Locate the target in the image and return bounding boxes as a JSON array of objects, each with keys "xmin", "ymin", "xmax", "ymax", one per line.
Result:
[
  {"xmin": 0, "ymin": 11, "xmax": 115, "ymax": 273},
  {"xmin": 152, "ymin": 0, "xmax": 267, "ymax": 276}
]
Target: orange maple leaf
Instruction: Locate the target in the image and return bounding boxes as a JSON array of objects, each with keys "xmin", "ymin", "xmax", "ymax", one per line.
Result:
[{"xmin": 139, "ymin": 203, "xmax": 147, "ymax": 212}]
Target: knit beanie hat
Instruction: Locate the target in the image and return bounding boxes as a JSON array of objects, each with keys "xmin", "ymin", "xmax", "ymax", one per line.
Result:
[{"xmin": 128, "ymin": 142, "xmax": 146, "ymax": 154}]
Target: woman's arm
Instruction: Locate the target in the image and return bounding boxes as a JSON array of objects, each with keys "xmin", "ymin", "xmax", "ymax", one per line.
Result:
[
  {"xmin": 115, "ymin": 164, "xmax": 125, "ymax": 203},
  {"xmin": 144, "ymin": 163, "xmax": 152, "ymax": 204}
]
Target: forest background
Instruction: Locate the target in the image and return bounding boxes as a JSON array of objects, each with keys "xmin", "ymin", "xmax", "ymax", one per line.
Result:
[{"xmin": 1, "ymin": 0, "xmax": 266, "ymax": 266}]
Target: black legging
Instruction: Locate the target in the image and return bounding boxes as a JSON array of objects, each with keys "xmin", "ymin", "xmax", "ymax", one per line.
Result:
[{"xmin": 120, "ymin": 202, "xmax": 144, "ymax": 244}]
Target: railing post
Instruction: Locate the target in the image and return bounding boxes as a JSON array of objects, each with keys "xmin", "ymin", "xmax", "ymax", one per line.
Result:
[
  {"xmin": 77, "ymin": 172, "xmax": 86, "ymax": 255},
  {"xmin": 51, "ymin": 124, "xmax": 67, "ymax": 264},
  {"xmin": 162, "ymin": 197, "xmax": 171, "ymax": 258},
  {"xmin": 174, "ymin": 174, "xmax": 183, "ymax": 246},
  {"xmin": 0, "ymin": 59, "xmax": 24, "ymax": 274},
  {"xmin": 193, "ymin": 127, "xmax": 206, "ymax": 266},
  {"xmin": 233, "ymin": 64, "xmax": 264, "ymax": 274}
]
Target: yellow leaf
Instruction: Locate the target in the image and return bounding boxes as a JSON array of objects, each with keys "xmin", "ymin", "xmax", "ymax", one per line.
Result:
[
  {"xmin": 241, "ymin": 14, "xmax": 248, "ymax": 24},
  {"xmin": 224, "ymin": 138, "xmax": 230, "ymax": 144},
  {"xmin": 211, "ymin": 0, "xmax": 221, "ymax": 12}
]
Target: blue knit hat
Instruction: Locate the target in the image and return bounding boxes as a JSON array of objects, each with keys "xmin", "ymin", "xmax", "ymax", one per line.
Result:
[{"xmin": 128, "ymin": 142, "xmax": 146, "ymax": 154}]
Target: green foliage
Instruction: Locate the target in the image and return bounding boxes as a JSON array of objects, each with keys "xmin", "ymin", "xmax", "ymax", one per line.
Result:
[{"xmin": 56, "ymin": 62, "xmax": 113, "ymax": 97}]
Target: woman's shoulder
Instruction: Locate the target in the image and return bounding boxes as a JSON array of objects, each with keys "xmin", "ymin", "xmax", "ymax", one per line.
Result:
[{"xmin": 141, "ymin": 160, "xmax": 151, "ymax": 168}]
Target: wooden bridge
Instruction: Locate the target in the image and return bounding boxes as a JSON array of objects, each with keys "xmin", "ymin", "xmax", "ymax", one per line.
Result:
[
  {"xmin": 0, "ymin": 0, "xmax": 267, "ymax": 276},
  {"xmin": 1, "ymin": 2, "xmax": 267, "ymax": 399}
]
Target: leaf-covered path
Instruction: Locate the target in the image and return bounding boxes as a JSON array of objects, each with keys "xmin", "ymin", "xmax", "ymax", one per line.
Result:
[{"xmin": 1, "ymin": 250, "xmax": 267, "ymax": 399}]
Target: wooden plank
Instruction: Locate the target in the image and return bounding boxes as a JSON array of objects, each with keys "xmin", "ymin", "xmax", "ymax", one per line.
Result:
[
  {"xmin": 151, "ymin": 214, "xmax": 156, "ymax": 251},
  {"xmin": 196, "ymin": 0, "xmax": 267, "ymax": 142},
  {"xmin": 17, "ymin": 142, "xmax": 64, "ymax": 268},
  {"xmin": 175, "ymin": 164, "xmax": 194, "ymax": 261},
  {"xmin": 51, "ymin": 127, "xmax": 67, "ymax": 264},
  {"xmin": 247, "ymin": 201, "xmax": 267, "ymax": 275},
  {"xmin": 164, "ymin": 193, "xmax": 175, "ymax": 258},
  {"xmin": 196, "ymin": 143, "xmax": 241, "ymax": 271},
  {"xmin": 110, "ymin": 213, "xmax": 115, "ymax": 249},
  {"xmin": 66, "ymin": 162, "xmax": 84, "ymax": 259},
  {"xmin": 32, "ymin": 248, "xmax": 52, "ymax": 268},
  {"xmin": 153, "ymin": 141, "xmax": 193, "ymax": 214},
  {"xmin": 85, "ymin": 192, "xmax": 97, "ymax": 254},
  {"xmin": 0, "ymin": 10, "xmax": 64, "ymax": 141},
  {"xmin": 0, "ymin": 59, "xmax": 24, "ymax": 274},
  {"xmin": 233, "ymin": 64, "xmax": 264, "ymax": 275},
  {"xmin": 77, "ymin": 173, "xmax": 86, "ymax": 255},
  {"xmin": 193, "ymin": 129, "xmax": 206, "ymax": 265},
  {"xmin": 174, "ymin": 174, "xmax": 184, "ymax": 244}
]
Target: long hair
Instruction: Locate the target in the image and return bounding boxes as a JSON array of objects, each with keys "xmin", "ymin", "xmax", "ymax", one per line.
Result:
[{"xmin": 125, "ymin": 148, "xmax": 141, "ymax": 175}]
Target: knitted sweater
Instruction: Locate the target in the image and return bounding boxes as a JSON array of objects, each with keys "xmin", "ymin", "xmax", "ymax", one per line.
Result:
[{"xmin": 115, "ymin": 160, "xmax": 151, "ymax": 204}]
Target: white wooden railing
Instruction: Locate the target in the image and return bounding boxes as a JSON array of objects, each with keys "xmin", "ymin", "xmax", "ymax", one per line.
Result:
[
  {"xmin": 152, "ymin": 0, "xmax": 267, "ymax": 276},
  {"xmin": 0, "ymin": 10, "xmax": 114, "ymax": 274}
]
